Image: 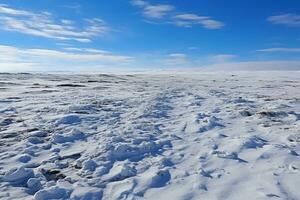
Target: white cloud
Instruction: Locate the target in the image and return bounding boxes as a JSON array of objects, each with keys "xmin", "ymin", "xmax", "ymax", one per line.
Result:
[
  {"xmin": 173, "ymin": 14, "xmax": 224, "ymax": 29},
  {"xmin": 62, "ymin": 4, "xmax": 82, "ymax": 10},
  {"xmin": 257, "ymin": 47, "xmax": 300, "ymax": 52},
  {"xmin": 130, "ymin": 0, "xmax": 149, "ymax": 7},
  {"xmin": 24, "ymin": 49, "xmax": 130, "ymax": 62},
  {"xmin": 174, "ymin": 14, "xmax": 209, "ymax": 21},
  {"xmin": 0, "ymin": 45, "xmax": 133, "ymax": 71},
  {"xmin": 0, "ymin": 5, "xmax": 109, "ymax": 42},
  {"xmin": 161, "ymin": 53, "xmax": 189, "ymax": 66},
  {"xmin": 267, "ymin": 14, "xmax": 300, "ymax": 27},
  {"xmin": 130, "ymin": 1, "xmax": 224, "ymax": 29},
  {"xmin": 138, "ymin": 53, "xmax": 237, "ymax": 69},
  {"xmin": 0, "ymin": 4, "xmax": 33, "ymax": 16},
  {"xmin": 0, "ymin": 62, "xmax": 36, "ymax": 71},
  {"xmin": 61, "ymin": 19, "xmax": 74, "ymax": 25},
  {"xmin": 131, "ymin": 0, "xmax": 174, "ymax": 19},
  {"xmin": 210, "ymin": 54, "xmax": 237, "ymax": 63},
  {"xmin": 63, "ymin": 47, "xmax": 109, "ymax": 54},
  {"xmin": 0, "ymin": 45, "xmax": 20, "ymax": 61},
  {"xmin": 0, "ymin": 45, "xmax": 37, "ymax": 70},
  {"xmin": 168, "ymin": 53, "xmax": 187, "ymax": 58},
  {"xmin": 157, "ymin": 53, "xmax": 300, "ymax": 71},
  {"xmin": 143, "ymin": 5, "xmax": 174, "ymax": 18},
  {"xmin": 204, "ymin": 60, "xmax": 300, "ymax": 71},
  {"xmin": 200, "ymin": 19, "xmax": 224, "ymax": 29}
]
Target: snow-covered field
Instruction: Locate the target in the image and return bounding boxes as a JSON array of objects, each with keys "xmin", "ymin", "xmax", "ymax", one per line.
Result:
[{"xmin": 0, "ymin": 72, "xmax": 299, "ymax": 200}]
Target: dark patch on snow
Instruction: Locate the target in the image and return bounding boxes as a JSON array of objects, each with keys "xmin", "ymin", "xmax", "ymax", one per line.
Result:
[
  {"xmin": 239, "ymin": 110, "xmax": 253, "ymax": 117},
  {"xmin": 40, "ymin": 168, "xmax": 66, "ymax": 181},
  {"xmin": 257, "ymin": 111, "xmax": 288, "ymax": 118},
  {"xmin": 57, "ymin": 84, "xmax": 86, "ymax": 87}
]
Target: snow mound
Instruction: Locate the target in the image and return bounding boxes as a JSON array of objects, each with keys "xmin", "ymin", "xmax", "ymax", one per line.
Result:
[
  {"xmin": 18, "ymin": 154, "xmax": 31, "ymax": 163},
  {"xmin": 149, "ymin": 169, "xmax": 171, "ymax": 188},
  {"xmin": 34, "ymin": 186, "xmax": 71, "ymax": 200},
  {"xmin": 56, "ymin": 115, "xmax": 81, "ymax": 125},
  {"xmin": 242, "ymin": 136, "xmax": 267, "ymax": 149},
  {"xmin": 27, "ymin": 178, "xmax": 42, "ymax": 194},
  {"xmin": 105, "ymin": 163, "xmax": 137, "ymax": 182},
  {"xmin": 4, "ymin": 167, "xmax": 34, "ymax": 185},
  {"xmin": 52, "ymin": 129, "xmax": 86, "ymax": 143},
  {"xmin": 82, "ymin": 159, "xmax": 97, "ymax": 172},
  {"xmin": 70, "ymin": 187, "xmax": 103, "ymax": 200}
]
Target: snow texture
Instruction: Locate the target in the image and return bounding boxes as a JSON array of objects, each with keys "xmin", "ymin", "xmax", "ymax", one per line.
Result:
[{"xmin": 0, "ymin": 71, "xmax": 299, "ymax": 200}]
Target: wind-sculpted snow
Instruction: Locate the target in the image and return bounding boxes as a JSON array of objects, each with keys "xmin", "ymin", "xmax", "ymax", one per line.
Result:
[{"xmin": 0, "ymin": 72, "xmax": 299, "ymax": 200}]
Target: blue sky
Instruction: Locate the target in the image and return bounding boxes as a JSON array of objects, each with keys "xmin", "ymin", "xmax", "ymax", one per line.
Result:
[{"xmin": 1, "ymin": 0, "xmax": 300, "ymax": 71}]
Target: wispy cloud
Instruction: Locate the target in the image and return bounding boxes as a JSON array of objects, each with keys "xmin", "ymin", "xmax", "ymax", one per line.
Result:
[
  {"xmin": 161, "ymin": 53, "xmax": 234, "ymax": 68},
  {"xmin": 0, "ymin": 5, "xmax": 109, "ymax": 42},
  {"xmin": 172, "ymin": 14, "xmax": 224, "ymax": 29},
  {"xmin": 0, "ymin": 45, "xmax": 133, "ymax": 71},
  {"xmin": 24, "ymin": 49, "xmax": 131, "ymax": 62},
  {"xmin": 163, "ymin": 53, "xmax": 188, "ymax": 66},
  {"xmin": 0, "ymin": 4, "xmax": 33, "ymax": 16},
  {"xmin": 131, "ymin": 0, "xmax": 174, "ymax": 19},
  {"xmin": 130, "ymin": 0, "xmax": 148, "ymax": 7},
  {"xmin": 136, "ymin": 53, "xmax": 300, "ymax": 71},
  {"xmin": 205, "ymin": 60, "xmax": 300, "ymax": 71},
  {"xmin": 61, "ymin": 4, "xmax": 82, "ymax": 14},
  {"xmin": 144, "ymin": 5, "xmax": 174, "ymax": 19},
  {"xmin": 2, "ymin": 44, "xmax": 299, "ymax": 71},
  {"xmin": 210, "ymin": 54, "xmax": 237, "ymax": 63},
  {"xmin": 267, "ymin": 13, "xmax": 300, "ymax": 27},
  {"xmin": 62, "ymin": 4, "xmax": 82, "ymax": 10},
  {"xmin": 130, "ymin": 0, "xmax": 224, "ymax": 29},
  {"xmin": 257, "ymin": 47, "xmax": 300, "ymax": 52}
]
